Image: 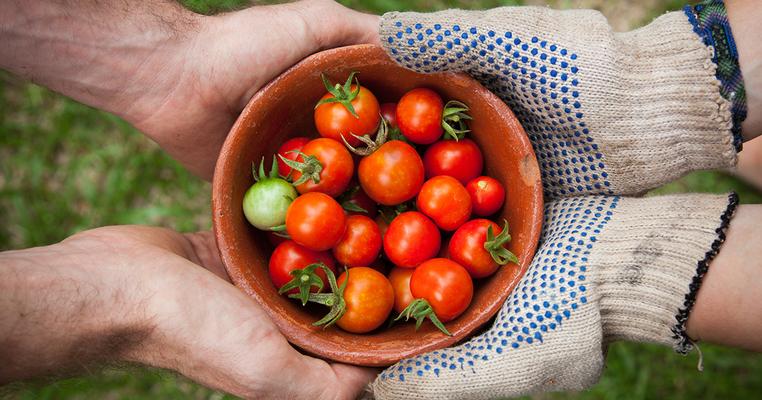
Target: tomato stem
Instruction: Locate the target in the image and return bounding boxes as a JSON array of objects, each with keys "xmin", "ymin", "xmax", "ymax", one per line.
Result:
[
  {"xmin": 252, "ymin": 157, "xmax": 283, "ymax": 184},
  {"xmin": 278, "ymin": 262, "xmax": 327, "ymax": 306},
  {"xmin": 484, "ymin": 219, "xmax": 519, "ymax": 265},
  {"xmin": 315, "ymin": 72, "xmax": 361, "ymax": 118},
  {"xmin": 289, "ymin": 265, "xmax": 348, "ymax": 329},
  {"xmin": 342, "ymin": 118, "xmax": 388, "ymax": 156},
  {"xmin": 441, "ymin": 100, "xmax": 472, "ymax": 141},
  {"xmin": 394, "ymin": 298, "xmax": 451, "ymax": 336},
  {"xmin": 278, "ymin": 151, "xmax": 323, "ymax": 186}
]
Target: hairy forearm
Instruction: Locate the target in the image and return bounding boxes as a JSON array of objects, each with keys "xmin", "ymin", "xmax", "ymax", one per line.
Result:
[
  {"xmin": 0, "ymin": 239, "xmax": 151, "ymax": 383},
  {"xmin": 0, "ymin": 0, "xmax": 198, "ymax": 121},
  {"xmin": 686, "ymin": 204, "xmax": 762, "ymax": 351}
]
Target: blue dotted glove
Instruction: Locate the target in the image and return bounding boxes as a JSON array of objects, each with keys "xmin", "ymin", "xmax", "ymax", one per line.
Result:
[
  {"xmin": 379, "ymin": 6, "xmax": 738, "ymax": 199},
  {"xmin": 370, "ymin": 6, "xmax": 743, "ymax": 399},
  {"xmin": 371, "ymin": 193, "xmax": 737, "ymax": 399}
]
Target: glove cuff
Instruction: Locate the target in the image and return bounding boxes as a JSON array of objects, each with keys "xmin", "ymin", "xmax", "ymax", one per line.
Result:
[{"xmin": 593, "ymin": 193, "xmax": 738, "ymax": 352}]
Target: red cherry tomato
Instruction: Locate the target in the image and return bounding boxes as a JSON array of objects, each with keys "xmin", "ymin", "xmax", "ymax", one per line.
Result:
[
  {"xmin": 410, "ymin": 258, "xmax": 473, "ymax": 322},
  {"xmin": 276, "ymin": 136, "xmax": 310, "ymax": 178},
  {"xmin": 416, "ymin": 175, "xmax": 472, "ymax": 231},
  {"xmin": 388, "ymin": 267, "xmax": 415, "ymax": 314},
  {"xmin": 383, "ymin": 211, "xmax": 441, "ymax": 268},
  {"xmin": 380, "ymin": 102, "xmax": 398, "ymax": 128},
  {"xmin": 315, "ymin": 84, "xmax": 380, "ymax": 147},
  {"xmin": 396, "ymin": 88, "xmax": 444, "ymax": 144},
  {"xmin": 291, "ymin": 138, "xmax": 354, "ymax": 197},
  {"xmin": 423, "ymin": 138, "xmax": 483, "ymax": 185},
  {"xmin": 466, "ymin": 176, "xmax": 506, "ymax": 216},
  {"xmin": 286, "ymin": 192, "xmax": 346, "ymax": 251},
  {"xmin": 332, "ymin": 215, "xmax": 382, "ymax": 268},
  {"xmin": 336, "ymin": 267, "xmax": 394, "ymax": 333},
  {"xmin": 268, "ymin": 240, "xmax": 337, "ymax": 294},
  {"xmin": 358, "ymin": 140, "xmax": 424, "ymax": 205},
  {"xmin": 448, "ymin": 219, "xmax": 505, "ymax": 278}
]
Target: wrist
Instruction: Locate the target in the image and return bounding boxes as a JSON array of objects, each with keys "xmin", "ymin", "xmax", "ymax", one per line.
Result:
[
  {"xmin": 127, "ymin": 249, "xmax": 280, "ymax": 398},
  {"xmin": 0, "ymin": 236, "xmax": 155, "ymax": 381},
  {"xmin": 101, "ymin": 9, "xmax": 207, "ymax": 127}
]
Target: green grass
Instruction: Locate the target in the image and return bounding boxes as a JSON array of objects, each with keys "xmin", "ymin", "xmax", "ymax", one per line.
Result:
[
  {"xmin": 2, "ymin": 0, "xmax": 761, "ymax": 399},
  {"xmin": 0, "ymin": 75, "xmax": 212, "ymax": 250}
]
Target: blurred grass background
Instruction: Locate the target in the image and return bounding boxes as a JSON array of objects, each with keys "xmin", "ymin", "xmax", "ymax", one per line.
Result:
[{"xmin": 2, "ymin": 0, "xmax": 761, "ymax": 399}]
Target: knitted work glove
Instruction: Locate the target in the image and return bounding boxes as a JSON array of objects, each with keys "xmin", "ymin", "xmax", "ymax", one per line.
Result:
[
  {"xmin": 380, "ymin": 4, "xmax": 746, "ymax": 198},
  {"xmin": 371, "ymin": 193, "xmax": 738, "ymax": 400}
]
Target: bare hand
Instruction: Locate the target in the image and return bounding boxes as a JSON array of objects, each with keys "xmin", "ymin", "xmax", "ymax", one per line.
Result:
[
  {"xmin": 124, "ymin": 0, "xmax": 380, "ymax": 179},
  {"xmin": 0, "ymin": 225, "xmax": 376, "ymax": 399}
]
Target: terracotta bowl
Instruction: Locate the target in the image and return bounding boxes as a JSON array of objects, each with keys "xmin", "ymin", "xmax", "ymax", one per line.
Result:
[{"xmin": 212, "ymin": 44, "xmax": 543, "ymax": 367}]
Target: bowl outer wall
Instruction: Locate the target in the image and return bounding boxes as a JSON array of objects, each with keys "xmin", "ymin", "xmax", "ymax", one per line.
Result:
[{"xmin": 212, "ymin": 44, "xmax": 543, "ymax": 367}]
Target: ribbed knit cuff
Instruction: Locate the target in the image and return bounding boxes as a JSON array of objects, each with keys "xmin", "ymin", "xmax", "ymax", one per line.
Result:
[{"xmin": 592, "ymin": 193, "xmax": 738, "ymax": 352}]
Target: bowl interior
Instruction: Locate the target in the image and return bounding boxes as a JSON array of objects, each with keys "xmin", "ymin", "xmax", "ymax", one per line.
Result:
[{"xmin": 213, "ymin": 45, "xmax": 543, "ymax": 366}]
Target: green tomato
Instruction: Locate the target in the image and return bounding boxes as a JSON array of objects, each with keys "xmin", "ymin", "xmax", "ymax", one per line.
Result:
[{"xmin": 243, "ymin": 177, "xmax": 296, "ymax": 230}]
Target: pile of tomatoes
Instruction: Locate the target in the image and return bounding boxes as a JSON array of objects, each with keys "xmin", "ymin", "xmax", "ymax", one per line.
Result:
[{"xmin": 242, "ymin": 72, "xmax": 517, "ymax": 335}]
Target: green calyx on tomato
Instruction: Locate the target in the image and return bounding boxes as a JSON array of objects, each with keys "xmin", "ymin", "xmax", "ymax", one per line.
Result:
[
  {"xmin": 485, "ymin": 219, "xmax": 519, "ymax": 265},
  {"xmin": 290, "ymin": 265, "xmax": 348, "ymax": 329},
  {"xmin": 253, "ymin": 157, "xmax": 275, "ymax": 183},
  {"xmin": 243, "ymin": 157, "xmax": 297, "ymax": 231},
  {"xmin": 315, "ymin": 72, "xmax": 362, "ymax": 118},
  {"xmin": 342, "ymin": 118, "xmax": 389, "ymax": 156},
  {"xmin": 441, "ymin": 100, "xmax": 472, "ymax": 141},
  {"xmin": 278, "ymin": 262, "xmax": 326, "ymax": 306},
  {"xmin": 394, "ymin": 298, "xmax": 451, "ymax": 336},
  {"xmin": 278, "ymin": 150, "xmax": 323, "ymax": 186}
]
